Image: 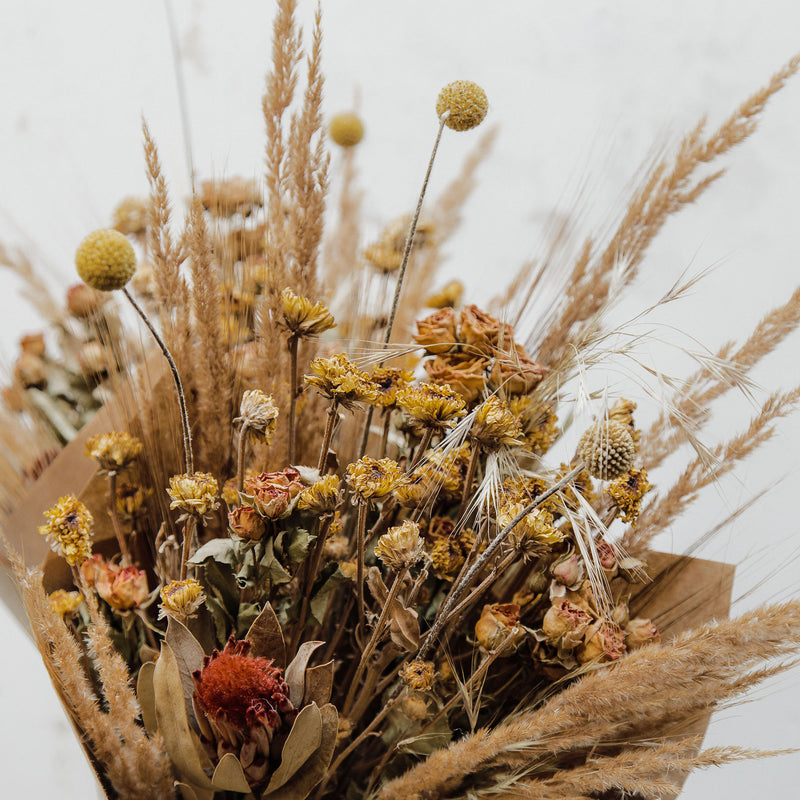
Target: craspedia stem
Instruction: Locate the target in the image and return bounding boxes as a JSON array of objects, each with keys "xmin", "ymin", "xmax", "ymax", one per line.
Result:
[{"xmin": 122, "ymin": 287, "xmax": 194, "ymax": 475}]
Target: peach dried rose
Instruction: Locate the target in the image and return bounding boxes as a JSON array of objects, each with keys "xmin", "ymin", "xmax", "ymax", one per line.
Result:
[
  {"xmin": 460, "ymin": 305, "xmax": 513, "ymax": 354},
  {"xmin": 413, "ymin": 308, "xmax": 459, "ymax": 355},
  {"xmin": 424, "ymin": 352, "xmax": 489, "ymax": 403}
]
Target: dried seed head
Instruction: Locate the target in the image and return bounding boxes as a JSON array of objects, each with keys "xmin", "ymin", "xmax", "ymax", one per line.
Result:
[
  {"xmin": 39, "ymin": 495, "xmax": 93, "ymax": 566},
  {"xmin": 374, "ymin": 520, "xmax": 424, "ymax": 570},
  {"xmin": 578, "ymin": 420, "xmax": 635, "ymax": 480},
  {"xmin": 400, "ymin": 660, "xmax": 437, "ymax": 691},
  {"xmin": 236, "ymin": 389, "xmax": 279, "ymax": 440},
  {"xmin": 436, "ymin": 80, "xmax": 489, "ymax": 131},
  {"xmin": 75, "ymin": 229, "xmax": 137, "ymax": 291},
  {"xmin": 329, "ymin": 112, "xmax": 364, "ymax": 147}
]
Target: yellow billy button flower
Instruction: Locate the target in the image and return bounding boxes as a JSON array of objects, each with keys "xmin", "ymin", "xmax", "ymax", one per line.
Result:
[
  {"xmin": 48, "ymin": 589, "xmax": 83, "ymax": 618},
  {"xmin": 167, "ymin": 472, "xmax": 220, "ymax": 520},
  {"xmin": 396, "ymin": 382, "xmax": 466, "ymax": 432},
  {"xmin": 329, "ymin": 112, "xmax": 364, "ymax": 147},
  {"xmin": 297, "ymin": 474, "xmax": 341, "ymax": 515},
  {"xmin": 346, "ymin": 457, "xmax": 404, "ymax": 501},
  {"xmin": 235, "ymin": 390, "xmax": 279, "ymax": 442},
  {"xmin": 470, "ymin": 395, "xmax": 523, "ymax": 449},
  {"xmin": 374, "ymin": 520, "xmax": 424, "ymax": 571},
  {"xmin": 278, "ymin": 287, "xmax": 336, "ymax": 338},
  {"xmin": 75, "ymin": 229, "xmax": 137, "ymax": 291},
  {"xmin": 39, "ymin": 495, "xmax": 93, "ymax": 566},
  {"xmin": 159, "ymin": 578, "xmax": 206, "ymax": 620},
  {"xmin": 85, "ymin": 431, "xmax": 143, "ymax": 472},
  {"xmin": 436, "ymin": 80, "xmax": 489, "ymax": 131},
  {"xmin": 305, "ymin": 353, "xmax": 379, "ymax": 410},
  {"xmin": 578, "ymin": 420, "xmax": 636, "ymax": 481}
]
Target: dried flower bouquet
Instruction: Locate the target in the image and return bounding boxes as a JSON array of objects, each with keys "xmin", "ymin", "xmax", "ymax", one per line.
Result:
[{"xmin": 2, "ymin": 3, "xmax": 800, "ymax": 799}]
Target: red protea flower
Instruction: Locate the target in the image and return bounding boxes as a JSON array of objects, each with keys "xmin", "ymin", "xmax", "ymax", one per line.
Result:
[{"xmin": 192, "ymin": 636, "xmax": 297, "ymax": 783}]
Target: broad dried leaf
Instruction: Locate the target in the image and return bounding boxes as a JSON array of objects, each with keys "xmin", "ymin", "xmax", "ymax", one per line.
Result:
[
  {"xmin": 212, "ymin": 752, "xmax": 253, "ymax": 794},
  {"xmin": 166, "ymin": 616, "xmax": 206, "ymax": 719},
  {"xmin": 366, "ymin": 566, "xmax": 419, "ymax": 651},
  {"xmin": 285, "ymin": 640, "xmax": 324, "ymax": 706},
  {"xmin": 153, "ymin": 643, "xmax": 215, "ymax": 791},
  {"xmin": 263, "ymin": 702, "xmax": 323, "ymax": 793},
  {"xmin": 176, "ymin": 782, "xmax": 214, "ymax": 800},
  {"xmin": 262, "ymin": 704, "xmax": 338, "ymax": 800},
  {"xmin": 188, "ymin": 537, "xmax": 238, "ymax": 566},
  {"xmin": 136, "ymin": 661, "xmax": 158, "ymax": 735},
  {"xmin": 304, "ymin": 660, "xmax": 334, "ymax": 706},
  {"xmin": 245, "ymin": 602, "xmax": 286, "ymax": 667}
]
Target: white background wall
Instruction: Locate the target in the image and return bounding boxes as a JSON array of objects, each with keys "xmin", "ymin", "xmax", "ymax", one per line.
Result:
[{"xmin": 0, "ymin": 1, "xmax": 799, "ymax": 796}]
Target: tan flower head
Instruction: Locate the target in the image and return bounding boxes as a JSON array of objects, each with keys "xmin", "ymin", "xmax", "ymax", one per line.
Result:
[
  {"xmin": 578, "ymin": 420, "xmax": 636, "ymax": 481},
  {"xmin": 470, "ymin": 395, "xmax": 523, "ymax": 448},
  {"xmin": 369, "ymin": 367, "xmax": 415, "ymax": 409},
  {"xmin": 48, "ymin": 589, "xmax": 82, "ymax": 618},
  {"xmin": 297, "ymin": 473, "xmax": 341, "ymax": 514},
  {"xmin": 606, "ymin": 467, "xmax": 651, "ymax": 524},
  {"xmin": 235, "ymin": 390, "xmax": 279, "ymax": 441},
  {"xmin": 244, "ymin": 468, "xmax": 305, "ymax": 519},
  {"xmin": 425, "ymin": 279, "xmax": 464, "ymax": 309},
  {"xmin": 75, "ymin": 229, "xmax": 137, "ymax": 291},
  {"xmin": 396, "ymin": 382, "xmax": 466, "ymax": 430},
  {"xmin": 414, "ymin": 307, "xmax": 459, "ymax": 355},
  {"xmin": 200, "ymin": 176, "xmax": 262, "ymax": 217},
  {"xmin": 475, "ymin": 603, "xmax": 523, "ymax": 652},
  {"xmin": 490, "ymin": 345, "xmax": 546, "ymax": 396},
  {"xmin": 346, "ymin": 457, "xmax": 404, "ymax": 501},
  {"xmin": 374, "ymin": 520, "xmax": 424, "ymax": 570},
  {"xmin": 542, "ymin": 600, "xmax": 592, "ymax": 648},
  {"xmin": 625, "ymin": 617, "xmax": 660, "ymax": 649},
  {"xmin": 78, "ymin": 341, "xmax": 114, "ymax": 376},
  {"xmin": 497, "ymin": 502, "xmax": 563, "ymax": 551},
  {"xmin": 278, "ymin": 287, "xmax": 336, "ymax": 338},
  {"xmin": 159, "ymin": 578, "xmax": 206, "ymax": 620},
  {"xmin": 329, "ymin": 112, "xmax": 364, "ymax": 147},
  {"xmin": 400, "ymin": 660, "xmax": 436, "ymax": 691},
  {"xmin": 363, "ymin": 243, "xmax": 403, "ymax": 273},
  {"xmin": 85, "ymin": 431, "xmax": 143, "ymax": 472},
  {"xmin": 66, "ymin": 283, "xmax": 107, "ymax": 318},
  {"xmin": 167, "ymin": 472, "xmax": 220, "ymax": 519},
  {"xmin": 305, "ymin": 353, "xmax": 379, "ymax": 410},
  {"xmin": 112, "ymin": 196, "xmax": 148, "ymax": 236},
  {"xmin": 460, "ymin": 304, "xmax": 513, "ymax": 354},
  {"xmin": 39, "ymin": 495, "xmax": 93, "ymax": 566},
  {"xmin": 436, "ymin": 80, "xmax": 489, "ymax": 131}
]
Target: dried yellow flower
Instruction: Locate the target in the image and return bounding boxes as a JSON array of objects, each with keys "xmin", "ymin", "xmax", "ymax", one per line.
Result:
[
  {"xmin": 425, "ymin": 279, "xmax": 464, "ymax": 309},
  {"xmin": 436, "ymin": 80, "xmax": 489, "ymax": 131},
  {"xmin": 346, "ymin": 457, "xmax": 404, "ymax": 501},
  {"xmin": 159, "ymin": 578, "xmax": 206, "ymax": 620},
  {"xmin": 364, "ymin": 243, "xmax": 403, "ymax": 273},
  {"xmin": 278, "ymin": 287, "xmax": 336, "ymax": 338},
  {"xmin": 606, "ymin": 467, "xmax": 651, "ymax": 524},
  {"xmin": 305, "ymin": 353, "xmax": 379, "ymax": 410},
  {"xmin": 578, "ymin": 420, "xmax": 636, "ymax": 481},
  {"xmin": 48, "ymin": 589, "xmax": 82, "ymax": 618},
  {"xmin": 396, "ymin": 382, "xmax": 466, "ymax": 430},
  {"xmin": 39, "ymin": 495, "xmax": 93, "ymax": 566},
  {"xmin": 235, "ymin": 390, "xmax": 279, "ymax": 441},
  {"xmin": 369, "ymin": 367, "xmax": 414, "ymax": 409},
  {"xmin": 85, "ymin": 431, "xmax": 143, "ymax": 472},
  {"xmin": 75, "ymin": 229, "xmax": 137, "ymax": 291},
  {"xmin": 329, "ymin": 112, "xmax": 364, "ymax": 147},
  {"xmin": 374, "ymin": 520, "xmax": 424, "ymax": 570},
  {"xmin": 167, "ymin": 472, "xmax": 220, "ymax": 519},
  {"xmin": 200, "ymin": 176, "xmax": 262, "ymax": 217},
  {"xmin": 400, "ymin": 660, "xmax": 437, "ymax": 691},
  {"xmin": 470, "ymin": 395, "xmax": 523, "ymax": 448},
  {"xmin": 497, "ymin": 502, "xmax": 563, "ymax": 550},
  {"xmin": 297, "ymin": 474, "xmax": 341, "ymax": 514}
]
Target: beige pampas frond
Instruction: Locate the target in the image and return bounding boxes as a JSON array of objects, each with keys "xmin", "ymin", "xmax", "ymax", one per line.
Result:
[
  {"xmin": 3, "ymin": 541, "xmax": 174, "ymax": 800},
  {"xmin": 533, "ymin": 54, "xmax": 800, "ymax": 368},
  {"xmin": 187, "ymin": 195, "xmax": 232, "ymax": 468},
  {"xmin": 377, "ymin": 601, "xmax": 800, "ymax": 800}
]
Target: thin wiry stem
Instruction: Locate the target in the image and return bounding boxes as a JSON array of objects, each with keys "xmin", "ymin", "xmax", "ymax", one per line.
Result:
[
  {"xmin": 236, "ymin": 420, "xmax": 250, "ymax": 492},
  {"xmin": 123, "ymin": 287, "xmax": 194, "ymax": 475},
  {"xmin": 107, "ymin": 471, "xmax": 132, "ymax": 564},
  {"xmin": 288, "ymin": 334, "xmax": 299, "ymax": 463}
]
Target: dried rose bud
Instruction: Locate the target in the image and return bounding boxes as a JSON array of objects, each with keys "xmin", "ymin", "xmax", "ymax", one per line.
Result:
[
  {"xmin": 542, "ymin": 600, "xmax": 592, "ymax": 649},
  {"xmin": 475, "ymin": 602, "xmax": 523, "ymax": 653},
  {"xmin": 551, "ymin": 552, "xmax": 585, "ymax": 587},
  {"xmin": 14, "ymin": 352, "xmax": 47, "ymax": 388},
  {"xmin": 400, "ymin": 694, "xmax": 430, "ymax": 722},
  {"xmin": 577, "ymin": 620, "xmax": 627, "ymax": 664},
  {"xmin": 20, "ymin": 332, "xmax": 46, "ymax": 357},
  {"xmin": 459, "ymin": 305, "xmax": 513, "ymax": 354},
  {"xmin": 78, "ymin": 341, "xmax": 113, "ymax": 376},
  {"xmin": 596, "ymin": 539, "xmax": 619, "ymax": 580},
  {"xmin": 424, "ymin": 353, "xmax": 488, "ymax": 403},
  {"xmin": 490, "ymin": 345, "xmax": 545, "ymax": 396},
  {"xmin": 625, "ymin": 618, "xmax": 660, "ymax": 650},
  {"xmin": 244, "ymin": 468, "xmax": 305, "ymax": 519},
  {"xmin": 96, "ymin": 562, "xmax": 149, "ymax": 610},
  {"xmin": 228, "ymin": 504, "xmax": 266, "ymax": 540},
  {"xmin": 413, "ymin": 308, "xmax": 459, "ymax": 354},
  {"xmin": 66, "ymin": 283, "xmax": 106, "ymax": 318}
]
